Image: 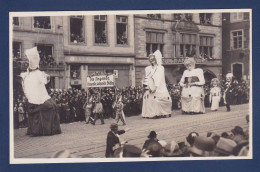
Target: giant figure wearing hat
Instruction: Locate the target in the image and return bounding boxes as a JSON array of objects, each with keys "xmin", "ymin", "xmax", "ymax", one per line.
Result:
[
  {"xmin": 141, "ymin": 50, "xmax": 172, "ymax": 118},
  {"xmin": 20, "ymin": 47, "xmax": 61, "ymax": 136},
  {"xmin": 179, "ymin": 58, "xmax": 205, "ymax": 114}
]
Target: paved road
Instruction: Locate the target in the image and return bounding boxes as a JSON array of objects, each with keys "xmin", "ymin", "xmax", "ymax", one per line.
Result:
[{"xmin": 13, "ymin": 104, "xmax": 250, "ymax": 158}]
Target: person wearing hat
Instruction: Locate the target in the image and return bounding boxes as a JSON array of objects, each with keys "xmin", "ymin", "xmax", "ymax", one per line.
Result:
[
  {"xmin": 223, "ymin": 73, "xmax": 235, "ymax": 112},
  {"xmin": 213, "ymin": 137, "xmax": 237, "ymax": 156},
  {"xmin": 20, "ymin": 47, "xmax": 61, "ymax": 136},
  {"xmin": 188, "ymin": 136, "xmax": 216, "ymax": 157},
  {"xmin": 141, "ymin": 50, "xmax": 172, "ymax": 118},
  {"xmin": 142, "ymin": 131, "xmax": 159, "ymax": 151},
  {"xmin": 105, "ymin": 123, "xmax": 129, "ymax": 157},
  {"xmin": 179, "ymin": 58, "xmax": 205, "ymax": 114}
]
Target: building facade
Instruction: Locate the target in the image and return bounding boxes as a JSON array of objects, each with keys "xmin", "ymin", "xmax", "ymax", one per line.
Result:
[
  {"xmin": 222, "ymin": 12, "xmax": 250, "ymax": 81},
  {"xmin": 63, "ymin": 15, "xmax": 135, "ymax": 89},
  {"xmin": 134, "ymin": 13, "xmax": 223, "ymax": 86},
  {"xmin": 12, "ymin": 16, "xmax": 65, "ymax": 89}
]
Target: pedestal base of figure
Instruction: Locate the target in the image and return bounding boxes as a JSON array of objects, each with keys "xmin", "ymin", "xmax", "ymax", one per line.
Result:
[
  {"xmin": 181, "ymin": 96, "xmax": 205, "ymax": 114},
  {"xmin": 27, "ymin": 98, "xmax": 61, "ymax": 136}
]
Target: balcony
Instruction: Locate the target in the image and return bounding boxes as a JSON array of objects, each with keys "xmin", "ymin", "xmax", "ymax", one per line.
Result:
[{"xmin": 16, "ymin": 61, "xmax": 65, "ymax": 72}]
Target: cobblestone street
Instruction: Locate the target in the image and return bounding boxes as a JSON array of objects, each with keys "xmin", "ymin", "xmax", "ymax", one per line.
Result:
[{"xmin": 13, "ymin": 104, "xmax": 250, "ymax": 158}]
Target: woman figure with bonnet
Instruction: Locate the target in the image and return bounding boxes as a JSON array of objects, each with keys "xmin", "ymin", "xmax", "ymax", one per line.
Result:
[
  {"xmin": 179, "ymin": 58, "xmax": 205, "ymax": 114},
  {"xmin": 141, "ymin": 50, "xmax": 172, "ymax": 118}
]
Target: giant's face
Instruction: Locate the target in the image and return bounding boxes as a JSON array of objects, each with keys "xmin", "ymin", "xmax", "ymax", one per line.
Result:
[
  {"xmin": 149, "ymin": 55, "xmax": 156, "ymax": 65},
  {"xmin": 186, "ymin": 63, "xmax": 195, "ymax": 71}
]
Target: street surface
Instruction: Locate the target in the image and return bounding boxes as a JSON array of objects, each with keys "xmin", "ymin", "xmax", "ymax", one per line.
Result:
[{"xmin": 13, "ymin": 104, "xmax": 250, "ymax": 158}]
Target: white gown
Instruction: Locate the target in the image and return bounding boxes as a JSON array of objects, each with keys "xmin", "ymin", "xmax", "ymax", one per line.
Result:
[
  {"xmin": 141, "ymin": 65, "xmax": 172, "ymax": 118},
  {"xmin": 209, "ymin": 87, "xmax": 221, "ymax": 110},
  {"xmin": 179, "ymin": 68, "xmax": 205, "ymax": 113}
]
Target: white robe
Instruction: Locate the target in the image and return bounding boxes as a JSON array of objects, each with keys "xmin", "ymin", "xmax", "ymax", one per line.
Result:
[
  {"xmin": 142, "ymin": 65, "xmax": 172, "ymax": 118},
  {"xmin": 179, "ymin": 68, "xmax": 205, "ymax": 113},
  {"xmin": 209, "ymin": 87, "xmax": 221, "ymax": 111}
]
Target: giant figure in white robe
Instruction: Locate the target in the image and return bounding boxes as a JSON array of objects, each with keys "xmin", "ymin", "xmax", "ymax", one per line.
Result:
[
  {"xmin": 141, "ymin": 50, "xmax": 172, "ymax": 118},
  {"xmin": 179, "ymin": 58, "xmax": 205, "ymax": 114}
]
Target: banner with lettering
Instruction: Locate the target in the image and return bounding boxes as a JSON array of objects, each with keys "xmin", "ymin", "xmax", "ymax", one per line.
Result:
[{"xmin": 87, "ymin": 74, "xmax": 115, "ymax": 87}]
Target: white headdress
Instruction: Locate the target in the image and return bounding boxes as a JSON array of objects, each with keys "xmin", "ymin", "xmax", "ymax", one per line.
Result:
[
  {"xmin": 226, "ymin": 73, "xmax": 233, "ymax": 79},
  {"xmin": 25, "ymin": 47, "xmax": 40, "ymax": 70},
  {"xmin": 153, "ymin": 50, "xmax": 163, "ymax": 65}
]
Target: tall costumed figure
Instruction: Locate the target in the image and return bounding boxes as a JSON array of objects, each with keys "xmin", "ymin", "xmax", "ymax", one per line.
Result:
[
  {"xmin": 20, "ymin": 47, "xmax": 61, "ymax": 136},
  {"xmin": 179, "ymin": 58, "xmax": 205, "ymax": 114},
  {"xmin": 141, "ymin": 50, "xmax": 172, "ymax": 118}
]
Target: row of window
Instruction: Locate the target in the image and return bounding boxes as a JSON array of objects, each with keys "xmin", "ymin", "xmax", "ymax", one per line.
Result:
[
  {"xmin": 146, "ymin": 30, "xmax": 245, "ymax": 58},
  {"xmin": 146, "ymin": 13, "xmax": 246, "ymax": 24},
  {"xmin": 13, "ymin": 30, "xmax": 244, "ymax": 63},
  {"xmin": 13, "ymin": 15, "xmax": 129, "ymax": 45}
]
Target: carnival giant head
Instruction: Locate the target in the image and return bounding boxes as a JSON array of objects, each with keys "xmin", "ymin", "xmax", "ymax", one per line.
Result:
[
  {"xmin": 184, "ymin": 58, "xmax": 196, "ymax": 71},
  {"xmin": 25, "ymin": 47, "xmax": 40, "ymax": 70},
  {"xmin": 148, "ymin": 50, "xmax": 163, "ymax": 66}
]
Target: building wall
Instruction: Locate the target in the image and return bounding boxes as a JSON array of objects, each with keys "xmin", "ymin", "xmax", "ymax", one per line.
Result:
[
  {"xmin": 222, "ymin": 12, "xmax": 250, "ymax": 80},
  {"xmin": 12, "ymin": 16, "xmax": 66, "ymax": 89},
  {"xmin": 62, "ymin": 15, "xmax": 135, "ymax": 89},
  {"xmin": 134, "ymin": 13, "xmax": 222, "ymax": 86}
]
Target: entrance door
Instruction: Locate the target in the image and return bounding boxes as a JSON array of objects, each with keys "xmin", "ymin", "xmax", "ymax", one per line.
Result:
[{"xmin": 232, "ymin": 63, "xmax": 243, "ymax": 80}]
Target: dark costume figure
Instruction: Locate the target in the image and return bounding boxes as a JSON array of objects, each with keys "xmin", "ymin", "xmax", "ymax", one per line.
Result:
[
  {"xmin": 20, "ymin": 47, "xmax": 61, "ymax": 136},
  {"xmin": 224, "ymin": 73, "xmax": 234, "ymax": 112},
  {"xmin": 105, "ymin": 123, "xmax": 126, "ymax": 157}
]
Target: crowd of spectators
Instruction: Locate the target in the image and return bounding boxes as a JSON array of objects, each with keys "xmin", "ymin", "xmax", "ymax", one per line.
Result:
[{"xmin": 13, "ymin": 78, "xmax": 250, "ymax": 129}]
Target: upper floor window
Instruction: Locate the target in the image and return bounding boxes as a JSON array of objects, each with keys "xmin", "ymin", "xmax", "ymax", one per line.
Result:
[
  {"xmin": 70, "ymin": 16, "xmax": 85, "ymax": 44},
  {"xmin": 146, "ymin": 32, "xmax": 164, "ymax": 57},
  {"xmin": 36, "ymin": 44, "xmax": 55, "ymax": 66},
  {"xmin": 199, "ymin": 36, "xmax": 214, "ymax": 59},
  {"xmin": 116, "ymin": 16, "xmax": 128, "ymax": 45},
  {"xmin": 13, "ymin": 17, "xmax": 19, "ymax": 26},
  {"xmin": 94, "ymin": 15, "xmax": 107, "ymax": 44},
  {"xmin": 70, "ymin": 64, "xmax": 81, "ymax": 79},
  {"xmin": 199, "ymin": 13, "xmax": 212, "ymax": 25},
  {"xmin": 179, "ymin": 34, "xmax": 197, "ymax": 57},
  {"xmin": 173, "ymin": 13, "xmax": 193, "ymax": 21},
  {"xmin": 147, "ymin": 14, "xmax": 161, "ymax": 19},
  {"xmin": 33, "ymin": 16, "xmax": 51, "ymax": 29},
  {"xmin": 231, "ymin": 30, "xmax": 243, "ymax": 49},
  {"xmin": 230, "ymin": 13, "xmax": 244, "ymax": 22}
]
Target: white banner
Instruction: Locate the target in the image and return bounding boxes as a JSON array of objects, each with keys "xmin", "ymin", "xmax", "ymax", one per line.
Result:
[{"xmin": 87, "ymin": 74, "xmax": 115, "ymax": 87}]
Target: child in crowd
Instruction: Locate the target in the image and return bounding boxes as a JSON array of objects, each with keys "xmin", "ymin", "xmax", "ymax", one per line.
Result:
[
  {"xmin": 18, "ymin": 103, "xmax": 25, "ymax": 127},
  {"xmin": 92, "ymin": 95, "xmax": 105, "ymax": 125},
  {"xmin": 113, "ymin": 95, "xmax": 126, "ymax": 125},
  {"xmin": 209, "ymin": 78, "xmax": 221, "ymax": 111},
  {"xmin": 83, "ymin": 95, "xmax": 94, "ymax": 124}
]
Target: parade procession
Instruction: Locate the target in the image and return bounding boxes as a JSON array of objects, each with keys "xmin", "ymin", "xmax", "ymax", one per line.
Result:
[{"xmin": 10, "ymin": 10, "xmax": 251, "ymax": 161}]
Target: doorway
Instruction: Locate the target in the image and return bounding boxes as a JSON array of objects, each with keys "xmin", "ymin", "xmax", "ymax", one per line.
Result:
[{"xmin": 232, "ymin": 63, "xmax": 243, "ymax": 80}]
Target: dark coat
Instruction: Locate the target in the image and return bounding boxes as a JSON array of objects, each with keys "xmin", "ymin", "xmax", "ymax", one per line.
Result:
[{"xmin": 105, "ymin": 130, "xmax": 125, "ymax": 157}]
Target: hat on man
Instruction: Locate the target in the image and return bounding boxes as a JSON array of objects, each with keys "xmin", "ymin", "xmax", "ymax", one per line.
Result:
[
  {"xmin": 186, "ymin": 132, "xmax": 199, "ymax": 146},
  {"xmin": 148, "ymin": 131, "xmax": 157, "ymax": 139},
  {"xmin": 214, "ymin": 137, "xmax": 237, "ymax": 156},
  {"xmin": 110, "ymin": 123, "xmax": 118, "ymax": 131},
  {"xmin": 25, "ymin": 47, "xmax": 40, "ymax": 70},
  {"xmin": 122, "ymin": 145, "xmax": 142, "ymax": 157},
  {"xmin": 188, "ymin": 136, "xmax": 215, "ymax": 156},
  {"xmin": 231, "ymin": 126, "xmax": 244, "ymax": 135}
]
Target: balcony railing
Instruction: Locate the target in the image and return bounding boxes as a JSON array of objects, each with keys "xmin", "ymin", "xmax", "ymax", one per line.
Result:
[{"xmin": 14, "ymin": 60, "xmax": 65, "ymax": 71}]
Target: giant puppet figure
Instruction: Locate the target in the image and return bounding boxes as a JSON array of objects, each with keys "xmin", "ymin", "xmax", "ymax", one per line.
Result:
[
  {"xmin": 20, "ymin": 47, "xmax": 61, "ymax": 136},
  {"xmin": 141, "ymin": 50, "xmax": 172, "ymax": 118},
  {"xmin": 179, "ymin": 58, "xmax": 205, "ymax": 114}
]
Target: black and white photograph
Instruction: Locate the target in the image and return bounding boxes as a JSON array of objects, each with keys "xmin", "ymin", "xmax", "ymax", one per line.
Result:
[{"xmin": 9, "ymin": 9, "xmax": 252, "ymax": 163}]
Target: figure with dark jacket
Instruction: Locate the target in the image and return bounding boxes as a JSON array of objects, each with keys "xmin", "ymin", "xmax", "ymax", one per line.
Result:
[
  {"xmin": 105, "ymin": 123, "xmax": 127, "ymax": 157},
  {"xmin": 224, "ymin": 73, "xmax": 234, "ymax": 112}
]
